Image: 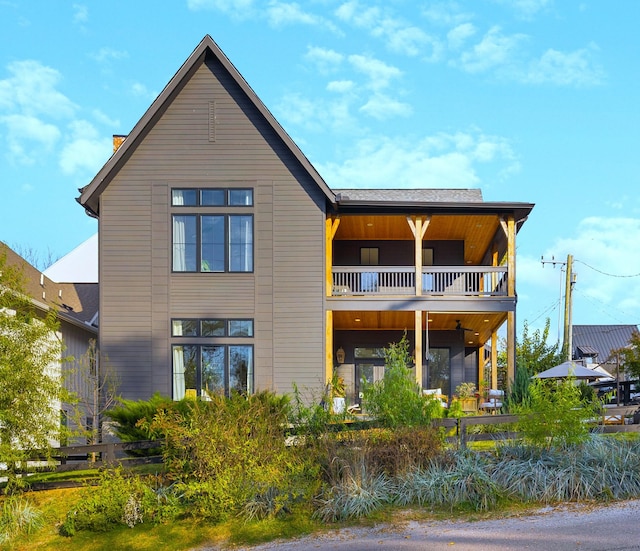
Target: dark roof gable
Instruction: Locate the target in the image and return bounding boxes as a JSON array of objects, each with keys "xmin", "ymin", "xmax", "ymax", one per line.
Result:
[{"xmin": 78, "ymin": 35, "xmax": 335, "ymax": 216}]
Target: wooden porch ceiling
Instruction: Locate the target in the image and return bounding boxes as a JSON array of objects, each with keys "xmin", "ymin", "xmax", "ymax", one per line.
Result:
[
  {"xmin": 333, "ymin": 311, "xmax": 506, "ymax": 347},
  {"xmin": 333, "ymin": 214, "xmax": 502, "ymax": 265}
]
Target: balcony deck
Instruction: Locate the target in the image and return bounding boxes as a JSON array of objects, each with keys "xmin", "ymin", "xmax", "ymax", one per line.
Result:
[{"xmin": 332, "ymin": 266, "xmax": 508, "ymax": 297}]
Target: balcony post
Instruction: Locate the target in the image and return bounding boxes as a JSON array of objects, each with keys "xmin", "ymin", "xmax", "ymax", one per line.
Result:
[
  {"xmin": 414, "ymin": 310, "xmax": 423, "ymax": 388},
  {"xmin": 407, "ymin": 215, "xmax": 430, "ymax": 296},
  {"xmin": 326, "ymin": 217, "xmax": 340, "ymax": 297},
  {"xmin": 500, "ymin": 215, "xmax": 517, "ymax": 386}
]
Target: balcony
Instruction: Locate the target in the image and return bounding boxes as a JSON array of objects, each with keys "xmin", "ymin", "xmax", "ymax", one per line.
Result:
[{"xmin": 331, "ymin": 266, "xmax": 508, "ymax": 297}]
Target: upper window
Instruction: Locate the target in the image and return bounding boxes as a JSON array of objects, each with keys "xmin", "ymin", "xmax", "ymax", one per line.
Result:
[
  {"xmin": 172, "ymin": 186, "xmax": 254, "ymax": 273},
  {"xmin": 172, "ymin": 318, "xmax": 254, "ymax": 337},
  {"xmin": 172, "ymin": 188, "xmax": 253, "ymax": 207}
]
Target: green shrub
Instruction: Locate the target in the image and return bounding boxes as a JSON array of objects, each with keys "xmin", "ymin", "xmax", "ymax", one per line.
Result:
[
  {"xmin": 362, "ymin": 335, "xmax": 442, "ymax": 428},
  {"xmin": 60, "ymin": 467, "xmax": 179, "ymax": 536},
  {"xmin": 146, "ymin": 391, "xmax": 314, "ymax": 522},
  {"xmin": 514, "ymin": 376, "xmax": 599, "ymax": 449},
  {"xmin": 0, "ymin": 496, "xmax": 44, "ymax": 545}
]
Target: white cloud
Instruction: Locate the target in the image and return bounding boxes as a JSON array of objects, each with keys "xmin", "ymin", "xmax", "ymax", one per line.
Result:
[
  {"xmin": 447, "ymin": 23, "xmax": 476, "ymax": 50},
  {"xmin": 421, "ymin": 2, "xmax": 473, "ymax": 27},
  {"xmin": 494, "ymin": 0, "xmax": 553, "ymax": 19},
  {"xmin": 523, "ymin": 46, "xmax": 604, "ymax": 86},
  {"xmin": 304, "ymin": 46, "xmax": 344, "ymax": 75},
  {"xmin": 327, "ymin": 80, "xmax": 354, "ymax": 93},
  {"xmin": 0, "ymin": 60, "xmax": 76, "ymax": 119},
  {"xmin": 336, "ymin": 0, "xmax": 439, "ymax": 59},
  {"xmin": 1, "ymin": 114, "xmax": 60, "ymax": 164},
  {"xmin": 73, "ymin": 4, "xmax": 88, "ymax": 24},
  {"xmin": 347, "ymin": 54, "xmax": 402, "ymax": 90},
  {"xmin": 59, "ymin": 120, "xmax": 111, "ymax": 175},
  {"xmin": 90, "ymin": 47, "xmax": 128, "ymax": 63},
  {"xmin": 266, "ymin": 1, "xmax": 339, "ymax": 32},
  {"xmin": 131, "ymin": 82, "xmax": 158, "ymax": 101},
  {"xmin": 315, "ymin": 130, "xmax": 517, "ymax": 189},
  {"xmin": 519, "ymin": 217, "xmax": 640, "ymax": 327},
  {"xmin": 92, "ymin": 109, "xmax": 120, "ymax": 128},
  {"xmin": 187, "ymin": 0, "xmax": 255, "ymax": 18},
  {"xmin": 458, "ymin": 26, "xmax": 526, "ymax": 74},
  {"xmin": 359, "ymin": 93, "xmax": 412, "ymax": 120}
]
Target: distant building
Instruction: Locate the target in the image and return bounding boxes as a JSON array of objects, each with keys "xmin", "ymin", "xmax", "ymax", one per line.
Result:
[{"xmin": 572, "ymin": 324, "xmax": 639, "ymax": 379}]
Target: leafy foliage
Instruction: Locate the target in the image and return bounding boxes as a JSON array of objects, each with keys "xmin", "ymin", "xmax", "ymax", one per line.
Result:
[
  {"xmin": 615, "ymin": 330, "xmax": 640, "ymax": 381},
  {"xmin": 514, "ymin": 376, "xmax": 599, "ymax": 449},
  {"xmin": 0, "ymin": 250, "xmax": 69, "ymax": 493},
  {"xmin": 361, "ymin": 335, "xmax": 443, "ymax": 427}
]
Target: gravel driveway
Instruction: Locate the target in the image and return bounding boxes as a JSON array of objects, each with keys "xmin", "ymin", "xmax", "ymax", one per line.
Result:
[{"xmin": 203, "ymin": 499, "xmax": 640, "ymax": 551}]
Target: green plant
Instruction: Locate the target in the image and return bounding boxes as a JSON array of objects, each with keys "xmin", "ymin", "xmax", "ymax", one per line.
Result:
[
  {"xmin": 362, "ymin": 335, "xmax": 442, "ymax": 428},
  {"xmin": 60, "ymin": 467, "xmax": 175, "ymax": 536},
  {"xmin": 0, "ymin": 496, "xmax": 45, "ymax": 545},
  {"xmin": 455, "ymin": 382, "xmax": 476, "ymax": 399},
  {"xmin": 514, "ymin": 376, "xmax": 599, "ymax": 449}
]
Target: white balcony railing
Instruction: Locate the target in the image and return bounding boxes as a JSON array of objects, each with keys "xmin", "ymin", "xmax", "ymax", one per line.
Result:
[{"xmin": 331, "ymin": 266, "xmax": 508, "ymax": 297}]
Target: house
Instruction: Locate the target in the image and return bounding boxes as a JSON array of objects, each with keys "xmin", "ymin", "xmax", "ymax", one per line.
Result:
[
  {"xmin": 573, "ymin": 324, "xmax": 640, "ymax": 380},
  {"xmin": 0, "ymin": 242, "xmax": 99, "ymax": 432},
  {"xmin": 78, "ymin": 35, "xmax": 534, "ymax": 404}
]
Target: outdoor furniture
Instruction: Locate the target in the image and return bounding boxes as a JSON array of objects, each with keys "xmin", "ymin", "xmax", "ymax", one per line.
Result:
[
  {"xmin": 424, "ymin": 388, "xmax": 448, "ymax": 408},
  {"xmin": 480, "ymin": 389, "xmax": 504, "ymax": 414}
]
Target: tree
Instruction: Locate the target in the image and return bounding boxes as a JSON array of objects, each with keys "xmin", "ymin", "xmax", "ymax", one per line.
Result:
[
  {"xmin": 498, "ymin": 318, "xmax": 564, "ymax": 409},
  {"xmin": 67, "ymin": 339, "xmax": 120, "ymax": 449},
  {"xmin": 0, "ymin": 251, "xmax": 68, "ymax": 492},
  {"xmin": 615, "ymin": 330, "xmax": 640, "ymax": 381}
]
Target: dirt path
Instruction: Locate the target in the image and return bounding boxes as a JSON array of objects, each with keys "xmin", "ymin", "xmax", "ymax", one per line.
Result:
[{"xmin": 204, "ymin": 500, "xmax": 640, "ymax": 551}]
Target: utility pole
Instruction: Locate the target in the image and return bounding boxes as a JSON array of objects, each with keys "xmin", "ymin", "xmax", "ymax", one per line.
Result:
[{"xmin": 541, "ymin": 254, "xmax": 577, "ymax": 361}]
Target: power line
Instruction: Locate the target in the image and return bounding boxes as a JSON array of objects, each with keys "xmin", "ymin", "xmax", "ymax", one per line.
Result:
[{"xmin": 574, "ymin": 259, "xmax": 640, "ymax": 278}]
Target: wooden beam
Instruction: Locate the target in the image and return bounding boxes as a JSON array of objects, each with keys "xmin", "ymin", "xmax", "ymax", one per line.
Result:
[
  {"xmin": 325, "ymin": 217, "xmax": 340, "ymax": 297},
  {"xmin": 326, "ymin": 310, "xmax": 333, "ymax": 385},
  {"xmin": 415, "ymin": 310, "xmax": 423, "ymax": 388},
  {"xmin": 491, "ymin": 331, "xmax": 498, "ymax": 389},
  {"xmin": 507, "ymin": 311, "xmax": 515, "ymax": 388}
]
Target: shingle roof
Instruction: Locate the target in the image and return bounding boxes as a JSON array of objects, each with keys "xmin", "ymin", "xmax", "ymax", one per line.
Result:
[
  {"xmin": 572, "ymin": 325, "xmax": 639, "ymax": 362},
  {"xmin": 333, "ymin": 188, "xmax": 484, "ymax": 203}
]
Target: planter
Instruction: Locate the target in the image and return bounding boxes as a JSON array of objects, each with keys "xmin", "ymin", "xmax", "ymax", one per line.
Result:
[{"xmin": 459, "ymin": 397, "xmax": 477, "ymax": 413}]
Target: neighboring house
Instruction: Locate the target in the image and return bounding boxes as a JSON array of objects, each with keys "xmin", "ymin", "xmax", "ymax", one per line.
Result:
[
  {"xmin": 572, "ymin": 324, "xmax": 640, "ymax": 379},
  {"xmin": 0, "ymin": 242, "xmax": 99, "ymax": 432},
  {"xmin": 77, "ymin": 35, "xmax": 534, "ymax": 404}
]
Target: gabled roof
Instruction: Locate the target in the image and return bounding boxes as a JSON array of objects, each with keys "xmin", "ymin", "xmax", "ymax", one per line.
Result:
[
  {"xmin": 0, "ymin": 242, "xmax": 98, "ymax": 332},
  {"xmin": 43, "ymin": 233, "xmax": 98, "ymax": 283},
  {"xmin": 334, "ymin": 188, "xmax": 484, "ymax": 203},
  {"xmin": 78, "ymin": 35, "xmax": 335, "ymax": 216},
  {"xmin": 572, "ymin": 324, "xmax": 639, "ymax": 363}
]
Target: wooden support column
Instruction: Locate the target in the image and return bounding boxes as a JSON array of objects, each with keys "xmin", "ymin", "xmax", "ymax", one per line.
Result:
[
  {"xmin": 325, "ymin": 217, "xmax": 340, "ymax": 297},
  {"xmin": 491, "ymin": 330, "xmax": 498, "ymax": 389},
  {"xmin": 326, "ymin": 310, "xmax": 333, "ymax": 385},
  {"xmin": 414, "ymin": 310, "xmax": 423, "ymax": 388},
  {"xmin": 407, "ymin": 215, "xmax": 430, "ymax": 295},
  {"xmin": 499, "ymin": 215, "xmax": 517, "ymax": 387}
]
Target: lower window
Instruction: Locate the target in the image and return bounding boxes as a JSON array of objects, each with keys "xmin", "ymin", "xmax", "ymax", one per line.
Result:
[{"xmin": 172, "ymin": 344, "xmax": 253, "ymax": 399}]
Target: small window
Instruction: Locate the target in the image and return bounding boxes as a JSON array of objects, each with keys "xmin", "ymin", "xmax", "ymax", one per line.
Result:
[
  {"xmin": 201, "ymin": 189, "xmax": 225, "ymax": 206},
  {"xmin": 172, "ymin": 319, "xmax": 199, "ymax": 337},
  {"xmin": 360, "ymin": 247, "xmax": 379, "ymax": 266},
  {"xmin": 229, "ymin": 319, "xmax": 253, "ymax": 337},
  {"xmin": 172, "ymin": 189, "xmax": 197, "ymax": 206},
  {"xmin": 229, "ymin": 189, "xmax": 253, "ymax": 206},
  {"xmin": 201, "ymin": 319, "xmax": 225, "ymax": 337}
]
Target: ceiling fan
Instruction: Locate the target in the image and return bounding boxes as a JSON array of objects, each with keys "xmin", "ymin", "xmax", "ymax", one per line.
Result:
[{"xmin": 455, "ymin": 320, "xmax": 473, "ymax": 332}]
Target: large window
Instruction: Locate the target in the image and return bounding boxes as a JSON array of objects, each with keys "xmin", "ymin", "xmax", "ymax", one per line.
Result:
[
  {"xmin": 172, "ymin": 187, "xmax": 253, "ymax": 273},
  {"xmin": 426, "ymin": 348, "xmax": 450, "ymax": 396},
  {"xmin": 172, "ymin": 318, "xmax": 254, "ymax": 400}
]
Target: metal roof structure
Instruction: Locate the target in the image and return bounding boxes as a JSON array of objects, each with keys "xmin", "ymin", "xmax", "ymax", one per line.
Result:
[{"xmin": 572, "ymin": 324, "xmax": 639, "ymax": 363}]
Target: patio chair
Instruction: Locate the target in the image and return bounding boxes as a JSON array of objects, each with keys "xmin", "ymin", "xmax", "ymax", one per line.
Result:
[{"xmin": 480, "ymin": 389, "xmax": 504, "ymax": 414}]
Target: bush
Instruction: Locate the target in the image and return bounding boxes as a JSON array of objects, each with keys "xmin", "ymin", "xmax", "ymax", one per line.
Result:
[
  {"xmin": 146, "ymin": 391, "xmax": 314, "ymax": 522},
  {"xmin": 514, "ymin": 376, "xmax": 599, "ymax": 449},
  {"xmin": 60, "ymin": 468, "xmax": 179, "ymax": 536},
  {"xmin": 0, "ymin": 496, "xmax": 44, "ymax": 545},
  {"xmin": 362, "ymin": 336, "xmax": 443, "ymax": 428}
]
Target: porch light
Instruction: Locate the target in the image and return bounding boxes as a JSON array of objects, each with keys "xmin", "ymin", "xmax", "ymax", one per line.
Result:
[{"xmin": 336, "ymin": 347, "xmax": 345, "ymax": 364}]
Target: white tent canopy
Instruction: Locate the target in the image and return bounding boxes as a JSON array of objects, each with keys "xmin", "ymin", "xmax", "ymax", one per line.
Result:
[{"xmin": 534, "ymin": 361, "xmax": 605, "ymax": 380}]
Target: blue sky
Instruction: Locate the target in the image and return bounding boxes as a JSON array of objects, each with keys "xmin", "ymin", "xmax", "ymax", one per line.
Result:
[{"xmin": 1, "ymin": 0, "xmax": 639, "ymax": 343}]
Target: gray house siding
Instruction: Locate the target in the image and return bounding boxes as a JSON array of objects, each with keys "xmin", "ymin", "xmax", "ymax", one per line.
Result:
[{"xmin": 98, "ymin": 51, "xmax": 326, "ymax": 400}]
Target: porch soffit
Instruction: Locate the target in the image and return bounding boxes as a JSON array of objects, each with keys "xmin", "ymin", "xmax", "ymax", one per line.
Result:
[
  {"xmin": 332, "ymin": 214, "xmax": 502, "ymax": 265},
  {"xmin": 332, "ymin": 311, "xmax": 506, "ymax": 348}
]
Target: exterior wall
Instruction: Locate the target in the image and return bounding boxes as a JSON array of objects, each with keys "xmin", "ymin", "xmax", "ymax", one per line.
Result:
[
  {"xmin": 333, "ymin": 240, "xmax": 464, "ymax": 266},
  {"xmin": 99, "ymin": 56, "xmax": 326, "ymax": 401}
]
